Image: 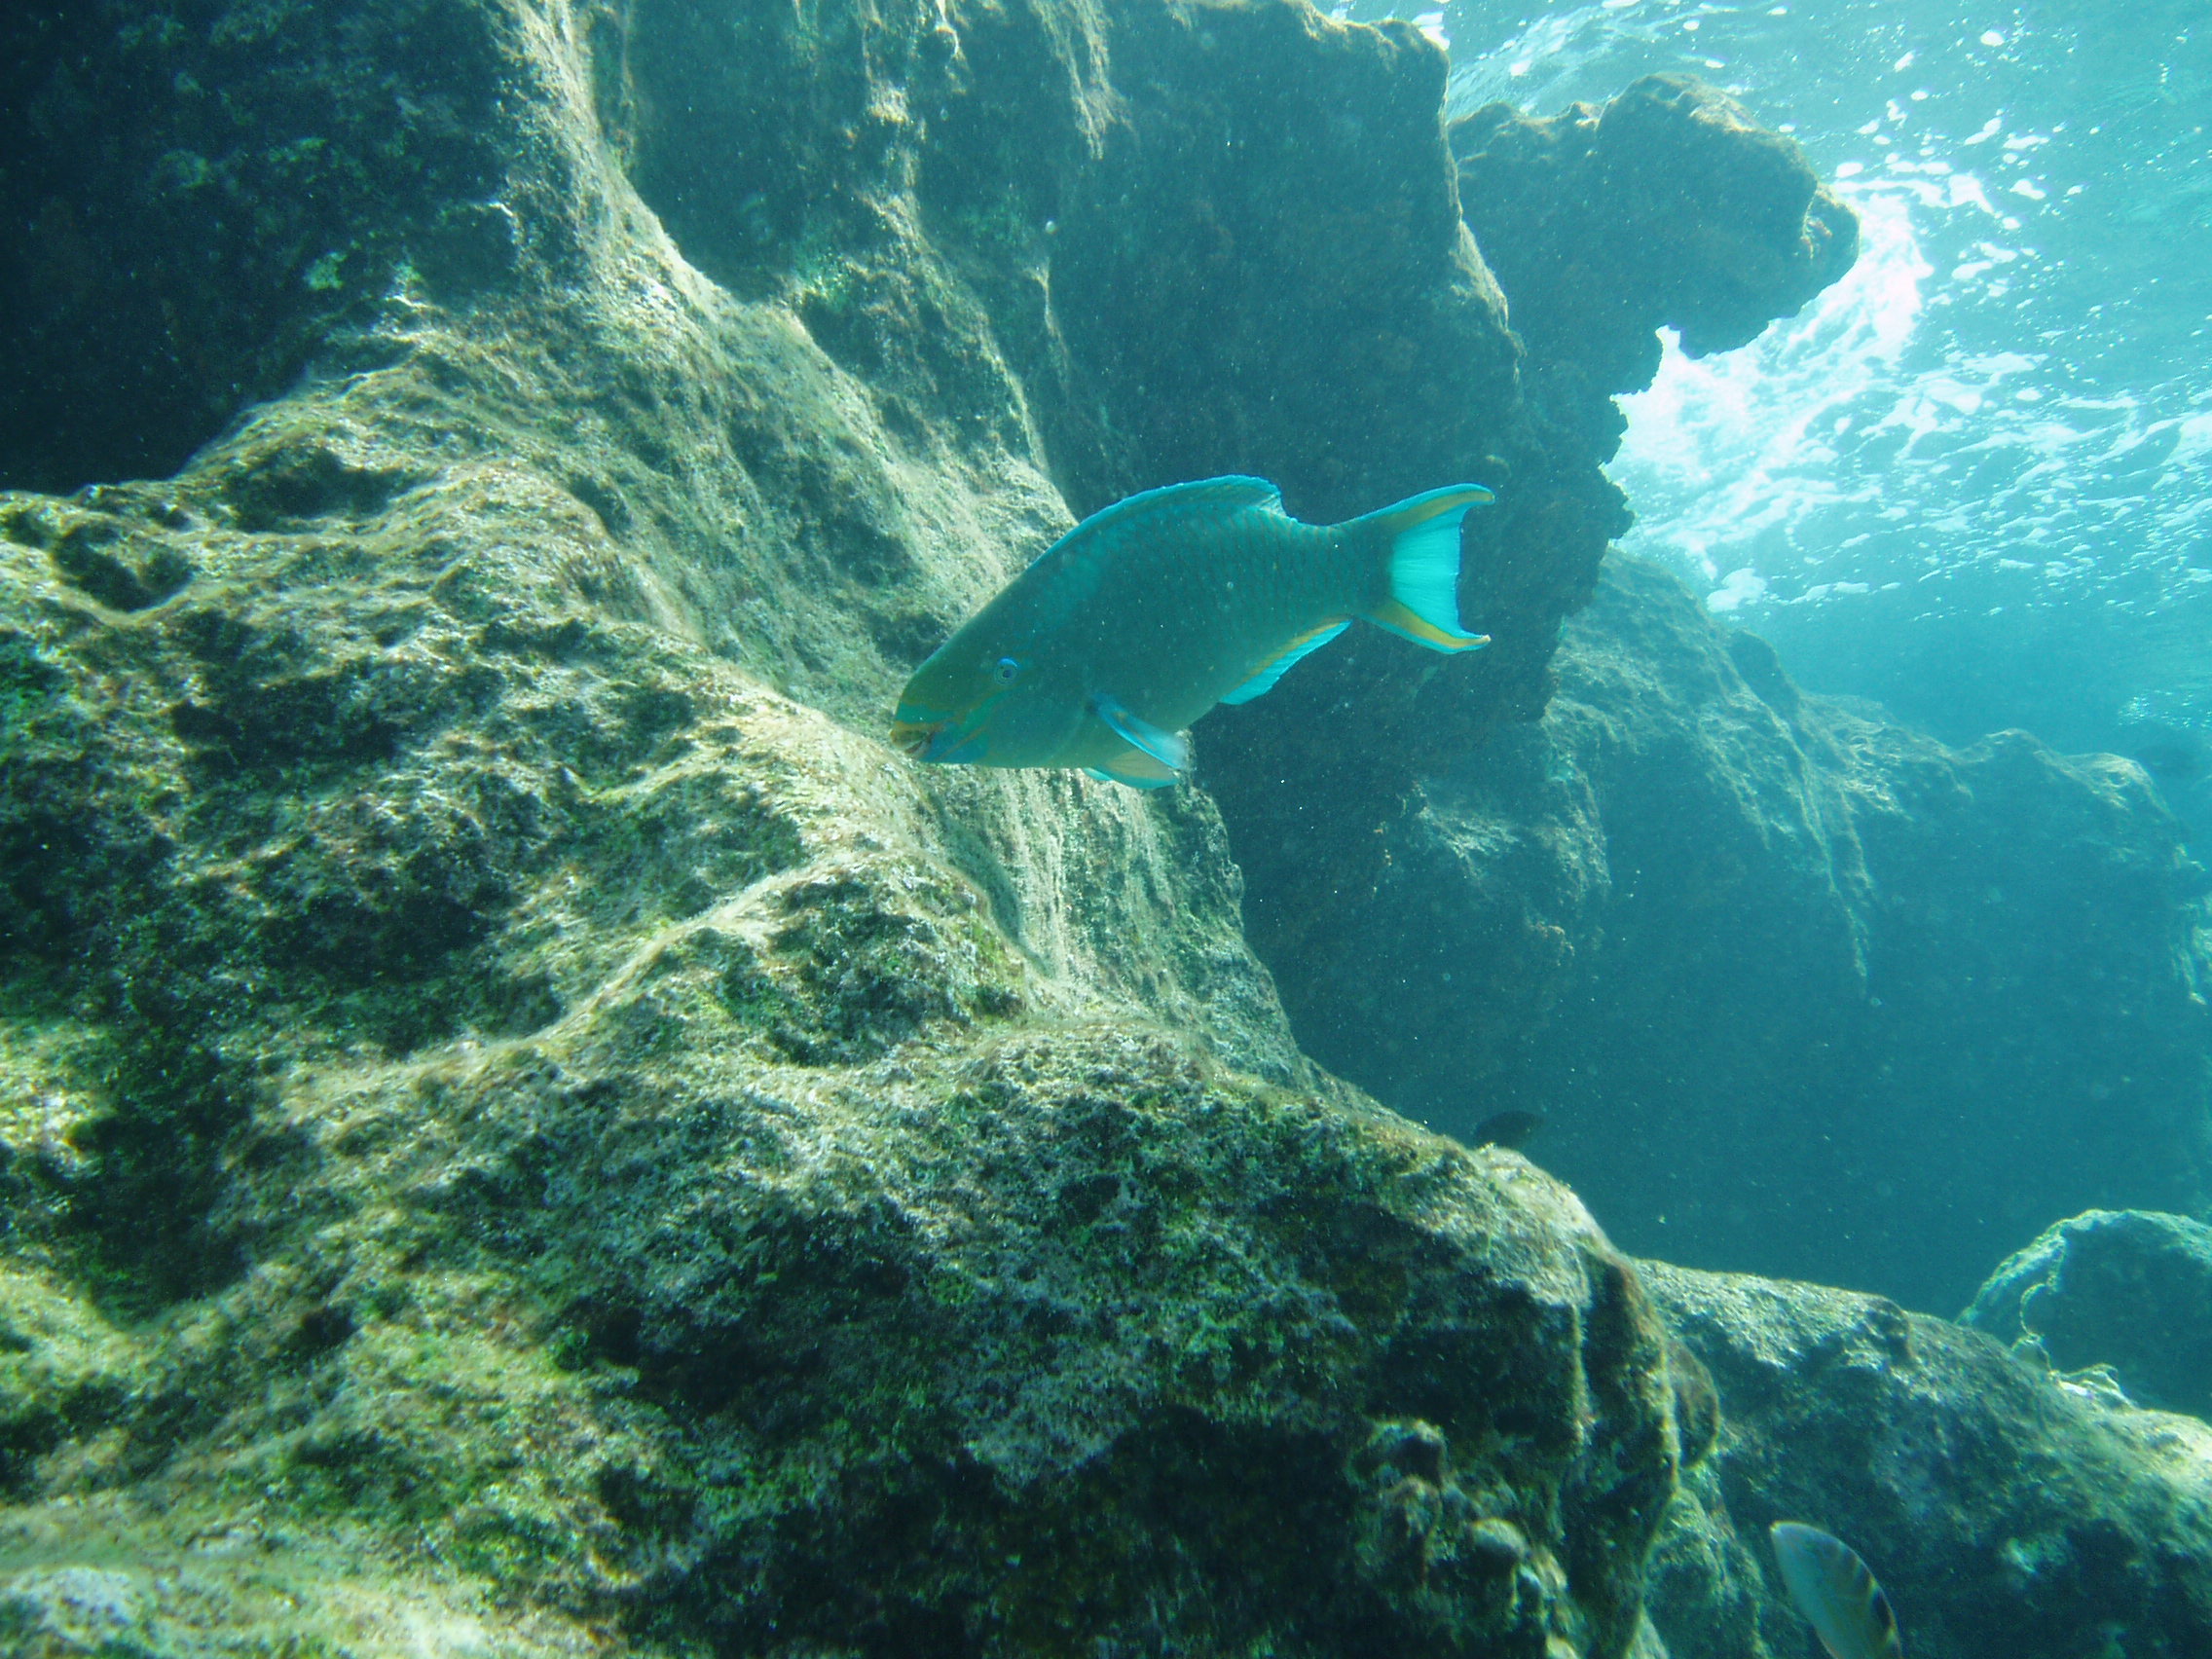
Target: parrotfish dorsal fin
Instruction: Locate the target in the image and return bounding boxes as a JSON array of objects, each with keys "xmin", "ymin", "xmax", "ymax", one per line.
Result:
[
  {"xmin": 1033, "ymin": 477, "xmax": 1282, "ymax": 567},
  {"xmin": 1092, "ymin": 693, "xmax": 1191, "ymax": 772},
  {"xmin": 1220, "ymin": 620, "xmax": 1351, "ymax": 705},
  {"xmin": 1357, "ymin": 483, "xmax": 1494, "ymax": 652}
]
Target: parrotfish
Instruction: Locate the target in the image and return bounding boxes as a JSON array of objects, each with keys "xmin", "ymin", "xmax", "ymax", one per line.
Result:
[
  {"xmin": 888, "ymin": 476, "xmax": 1495, "ymax": 788},
  {"xmin": 1770, "ymin": 1522, "xmax": 1905, "ymax": 1659}
]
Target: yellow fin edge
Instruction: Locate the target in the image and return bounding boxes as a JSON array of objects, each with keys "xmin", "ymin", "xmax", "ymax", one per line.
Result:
[
  {"xmin": 1367, "ymin": 599, "xmax": 1492, "ymax": 651},
  {"xmin": 1381, "ymin": 485, "xmax": 1496, "ymax": 529}
]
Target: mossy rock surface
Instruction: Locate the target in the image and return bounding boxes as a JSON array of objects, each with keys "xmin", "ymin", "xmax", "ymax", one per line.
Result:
[{"xmin": 0, "ymin": 0, "xmax": 1687, "ymax": 1646}]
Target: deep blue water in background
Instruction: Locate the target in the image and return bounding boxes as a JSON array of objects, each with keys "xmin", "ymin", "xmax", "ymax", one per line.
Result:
[{"xmin": 1354, "ymin": 0, "xmax": 2212, "ymax": 831}]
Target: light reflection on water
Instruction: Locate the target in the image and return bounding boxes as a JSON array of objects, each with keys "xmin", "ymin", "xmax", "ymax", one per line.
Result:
[{"xmin": 1355, "ymin": 0, "xmax": 2212, "ymax": 804}]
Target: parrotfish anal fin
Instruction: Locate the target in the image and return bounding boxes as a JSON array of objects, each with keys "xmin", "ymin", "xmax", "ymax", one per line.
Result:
[
  {"xmin": 1087, "ymin": 751, "xmax": 1179, "ymax": 789},
  {"xmin": 1220, "ymin": 620, "xmax": 1352, "ymax": 705},
  {"xmin": 1359, "ymin": 483, "xmax": 1495, "ymax": 652},
  {"xmin": 1092, "ymin": 694, "xmax": 1191, "ymax": 772},
  {"xmin": 1033, "ymin": 476, "xmax": 1283, "ymax": 568}
]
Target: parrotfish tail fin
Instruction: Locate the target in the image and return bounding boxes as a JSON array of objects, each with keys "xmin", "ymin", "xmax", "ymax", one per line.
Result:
[{"xmin": 1358, "ymin": 483, "xmax": 1495, "ymax": 651}]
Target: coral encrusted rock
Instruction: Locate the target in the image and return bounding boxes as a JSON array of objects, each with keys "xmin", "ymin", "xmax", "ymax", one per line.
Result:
[
  {"xmin": 1451, "ymin": 73, "xmax": 1861, "ymax": 400},
  {"xmin": 1964, "ymin": 1208, "xmax": 2212, "ymax": 1419},
  {"xmin": 1643, "ymin": 1261, "xmax": 2212, "ymax": 1659},
  {"xmin": 0, "ymin": 0, "xmax": 1715, "ymax": 1650}
]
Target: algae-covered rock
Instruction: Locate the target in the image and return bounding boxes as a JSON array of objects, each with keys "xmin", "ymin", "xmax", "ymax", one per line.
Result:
[
  {"xmin": 448, "ymin": 1034, "xmax": 1681, "ymax": 1653},
  {"xmin": 0, "ymin": 0, "xmax": 1722, "ymax": 1649},
  {"xmin": 1964, "ymin": 1208, "xmax": 2212, "ymax": 1419},
  {"xmin": 1643, "ymin": 1260, "xmax": 2212, "ymax": 1659},
  {"xmin": 9, "ymin": 0, "xmax": 2183, "ymax": 1651}
]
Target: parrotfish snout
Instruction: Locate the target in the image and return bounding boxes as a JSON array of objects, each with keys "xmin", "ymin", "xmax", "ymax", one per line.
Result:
[{"xmin": 887, "ymin": 718, "xmax": 942, "ymax": 758}]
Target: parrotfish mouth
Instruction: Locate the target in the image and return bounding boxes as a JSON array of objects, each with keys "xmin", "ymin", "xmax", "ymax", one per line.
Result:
[
  {"xmin": 888, "ymin": 718, "xmax": 944, "ymax": 758},
  {"xmin": 890, "ymin": 715, "xmax": 991, "ymax": 763}
]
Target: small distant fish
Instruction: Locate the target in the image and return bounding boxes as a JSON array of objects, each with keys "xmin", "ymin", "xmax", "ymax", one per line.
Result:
[
  {"xmin": 1770, "ymin": 1522, "xmax": 1904, "ymax": 1659},
  {"xmin": 1471, "ymin": 1109, "xmax": 1545, "ymax": 1151},
  {"xmin": 889, "ymin": 476, "xmax": 1494, "ymax": 788}
]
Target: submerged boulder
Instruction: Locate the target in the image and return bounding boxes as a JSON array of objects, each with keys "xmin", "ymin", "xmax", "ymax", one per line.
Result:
[
  {"xmin": 1963, "ymin": 1208, "xmax": 2212, "ymax": 1419},
  {"xmin": 1451, "ymin": 74, "xmax": 1861, "ymax": 401},
  {"xmin": 1644, "ymin": 1260, "xmax": 2212, "ymax": 1659}
]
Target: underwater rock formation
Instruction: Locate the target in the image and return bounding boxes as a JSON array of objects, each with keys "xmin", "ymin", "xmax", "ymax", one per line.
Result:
[
  {"xmin": 0, "ymin": 0, "xmax": 1706, "ymax": 1649},
  {"xmin": 1198, "ymin": 73, "xmax": 1860, "ymax": 982},
  {"xmin": 1450, "ymin": 75, "xmax": 1861, "ymax": 403},
  {"xmin": 1643, "ymin": 1261, "xmax": 2212, "ymax": 1659},
  {"xmin": 0, "ymin": 2, "xmax": 510, "ymax": 497},
  {"xmin": 1279, "ymin": 552, "xmax": 2212, "ymax": 1313},
  {"xmin": 1964, "ymin": 1208, "xmax": 2212, "ymax": 1420},
  {"xmin": 3, "ymin": 0, "xmax": 2194, "ymax": 1651}
]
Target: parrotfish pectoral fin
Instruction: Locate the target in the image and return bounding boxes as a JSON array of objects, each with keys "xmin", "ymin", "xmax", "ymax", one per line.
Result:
[
  {"xmin": 1360, "ymin": 483, "xmax": 1495, "ymax": 652},
  {"xmin": 1092, "ymin": 693, "xmax": 1192, "ymax": 772},
  {"xmin": 1220, "ymin": 620, "xmax": 1352, "ymax": 705},
  {"xmin": 1087, "ymin": 751, "xmax": 1179, "ymax": 789}
]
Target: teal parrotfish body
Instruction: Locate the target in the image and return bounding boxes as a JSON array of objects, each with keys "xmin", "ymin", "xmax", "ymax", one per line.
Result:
[
  {"xmin": 1769, "ymin": 1522, "xmax": 1905, "ymax": 1659},
  {"xmin": 888, "ymin": 476, "xmax": 1496, "ymax": 787}
]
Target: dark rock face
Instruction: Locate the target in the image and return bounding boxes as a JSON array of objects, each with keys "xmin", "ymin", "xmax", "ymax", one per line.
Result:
[
  {"xmin": 0, "ymin": 1, "xmax": 510, "ymax": 495},
  {"xmin": 1644, "ymin": 1261, "xmax": 2212, "ymax": 1659},
  {"xmin": 1278, "ymin": 554, "xmax": 2212, "ymax": 1312},
  {"xmin": 1452, "ymin": 75, "xmax": 1861, "ymax": 400},
  {"xmin": 1048, "ymin": 3, "xmax": 1519, "ymax": 524},
  {"xmin": 1964, "ymin": 1208, "xmax": 2212, "ymax": 1419},
  {"xmin": 1198, "ymin": 76, "xmax": 1870, "ymax": 1170}
]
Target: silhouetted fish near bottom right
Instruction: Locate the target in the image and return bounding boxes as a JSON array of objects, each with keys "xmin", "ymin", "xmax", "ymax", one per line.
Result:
[{"xmin": 1770, "ymin": 1522, "xmax": 1904, "ymax": 1659}]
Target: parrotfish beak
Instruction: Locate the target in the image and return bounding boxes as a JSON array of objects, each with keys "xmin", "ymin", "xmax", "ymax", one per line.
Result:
[
  {"xmin": 890, "ymin": 710, "xmax": 991, "ymax": 763},
  {"xmin": 889, "ymin": 717, "xmax": 944, "ymax": 758}
]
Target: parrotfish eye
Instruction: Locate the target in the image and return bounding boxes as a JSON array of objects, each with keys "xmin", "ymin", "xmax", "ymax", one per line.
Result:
[{"xmin": 992, "ymin": 656, "xmax": 1023, "ymax": 685}]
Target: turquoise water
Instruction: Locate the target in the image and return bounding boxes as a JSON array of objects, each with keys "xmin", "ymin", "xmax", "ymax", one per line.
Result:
[{"xmin": 1371, "ymin": 0, "xmax": 2212, "ymax": 820}]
